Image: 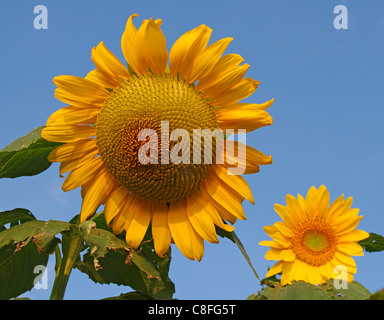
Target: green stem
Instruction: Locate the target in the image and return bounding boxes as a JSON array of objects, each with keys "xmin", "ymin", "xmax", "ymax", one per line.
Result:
[
  {"xmin": 50, "ymin": 234, "xmax": 83, "ymax": 300},
  {"xmin": 54, "ymin": 244, "xmax": 62, "ymax": 276}
]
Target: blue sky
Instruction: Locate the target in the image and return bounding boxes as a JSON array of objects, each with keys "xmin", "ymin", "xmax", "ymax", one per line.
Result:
[{"xmin": 0, "ymin": 0, "xmax": 383, "ymax": 299}]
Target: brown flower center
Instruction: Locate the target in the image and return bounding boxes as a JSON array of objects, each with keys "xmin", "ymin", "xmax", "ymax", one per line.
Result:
[{"xmin": 96, "ymin": 73, "xmax": 220, "ymax": 203}]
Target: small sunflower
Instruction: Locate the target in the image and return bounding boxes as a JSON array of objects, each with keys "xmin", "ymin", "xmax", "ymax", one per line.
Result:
[
  {"xmin": 42, "ymin": 14, "xmax": 273, "ymax": 260},
  {"xmin": 260, "ymin": 185, "xmax": 369, "ymax": 285}
]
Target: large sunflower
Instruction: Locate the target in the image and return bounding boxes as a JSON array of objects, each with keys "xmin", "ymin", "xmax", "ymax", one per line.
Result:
[
  {"xmin": 42, "ymin": 14, "xmax": 273, "ymax": 260},
  {"xmin": 260, "ymin": 185, "xmax": 369, "ymax": 285}
]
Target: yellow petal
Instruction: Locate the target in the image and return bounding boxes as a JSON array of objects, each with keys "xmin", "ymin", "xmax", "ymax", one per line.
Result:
[
  {"xmin": 215, "ymin": 100, "xmax": 274, "ymax": 133},
  {"xmin": 121, "ymin": 14, "xmax": 141, "ymax": 75},
  {"xmin": 331, "ymin": 256, "xmax": 357, "ymax": 275},
  {"xmin": 53, "ymin": 75, "xmax": 109, "ymax": 109},
  {"xmin": 204, "ymin": 177, "xmax": 246, "ymax": 220},
  {"xmin": 186, "ymin": 194, "xmax": 219, "ymax": 243},
  {"xmin": 259, "ymin": 240, "xmax": 284, "ymax": 249},
  {"xmin": 111, "ymin": 211, "xmax": 126, "ymax": 235},
  {"xmin": 189, "ymin": 225, "xmax": 204, "ymax": 261},
  {"xmin": 334, "ymin": 251, "xmax": 357, "ymax": 270},
  {"xmin": 223, "ymin": 141, "xmax": 273, "ymax": 175},
  {"xmin": 305, "ymin": 186, "xmax": 322, "ymax": 218},
  {"xmin": 135, "ymin": 18, "xmax": 168, "ymax": 74},
  {"xmin": 324, "ymin": 195, "xmax": 344, "ymax": 220},
  {"xmin": 338, "ymin": 229, "xmax": 370, "ymax": 243},
  {"xmin": 290, "ymin": 260, "xmax": 309, "ymax": 283},
  {"xmin": 62, "ymin": 156, "xmax": 103, "ymax": 191},
  {"xmin": 320, "ymin": 262, "xmax": 335, "ymax": 281},
  {"xmin": 59, "ymin": 149, "xmax": 99, "ymax": 176},
  {"xmin": 274, "ymin": 204, "xmax": 297, "ymax": 229},
  {"xmin": 168, "ymin": 200, "xmax": 194, "ymax": 260},
  {"xmin": 265, "ymin": 248, "xmax": 282, "ymax": 260},
  {"xmin": 169, "ymin": 25, "xmax": 212, "ymax": 81},
  {"xmin": 217, "ymin": 100, "xmax": 274, "ymax": 113},
  {"xmin": 91, "ymin": 41, "xmax": 129, "ymax": 86},
  {"xmin": 198, "ymin": 192, "xmax": 235, "ymax": 232},
  {"xmin": 104, "ymin": 186, "xmax": 130, "ymax": 225},
  {"xmin": 168, "ymin": 200, "xmax": 205, "ymax": 261},
  {"xmin": 274, "ymin": 221, "xmax": 294, "ymax": 238},
  {"xmin": 197, "ymin": 54, "xmax": 244, "ymax": 91},
  {"xmin": 190, "ymin": 227, "xmax": 205, "ymax": 262},
  {"xmin": 317, "ymin": 185, "xmax": 330, "ymax": 218},
  {"xmin": 280, "ymin": 261, "xmax": 296, "ymax": 286},
  {"xmin": 337, "ymin": 242, "xmax": 364, "ymax": 256},
  {"xmin": 212, "ymin": 203, "xmax": 237, "ymax": 225},
  {"xmin": 125, "ymin": 199, "xmax": 152, "ymax": 248},
  {"xmin": 151, "ymin": 202, "xmax": 171, "ymax": 258},
  {"xmin": 42, "ymin": 125, "xmax": 95, "ymax": 143},
  {"xmin": 328, "ymin": 196, "xmax": 353, "ymax": 221},
  {"xmin": 213, "ymin": 165, "xmax": 255, "ymax": 204},
  {"xmin": 80, "ymin": 168, "xmax": 119, "ymax": 222},
  {"xmin": 280, "ymin": 249, "xmax": 296, "ymax": 261},
  {"xmin": 303, "ymin": 185, "xmax": 329, "ymax": 219},
  {"xmin": 199, "ymin": 183, "xmax": 237, "ymax": 225},
  {"xmin": 285, "ymin": 193, "xmax": 306, "ymax": 222},
  {"xmin": 188, "ymin": 37, "xmax": 233, "ymax": 83},
  {"xmin": 209, "ymin": 78, "xmax": 260, "ymax": 107},
  {"xmin": 48, "ymin": 138, "xmax": 97, "ymax": 162},
  {"xmin": 306, "ymin": 265, "xmax": 324, "ymax": 286},
  {"xmin": 153, "ymin": 18, "xmax": 162, "ymax": 26},
  {"xmin": 217, "ymin": 111, "xmax": 273, "ymax": 133},
  {"xmin": 201, "ymin": 64, "xmax": 250, "ymax": 99},
  {"xmin": 263, "ymin": 225, "xmax": 291, "ymax": 248},
  {"xmin": 265, "ymin": 261, "xmax": 283, "ymax": 277},
  {"xmin": 330, "ymin": 207, "xmax": 359, "ymax": 228},
  {"xmin": 112, "ymin": 195, "xmax": 138, "ymax": 235},
  {"xmin": 334, "ymin": 214, "xmax": 363, "ymax": 235},
  {"xmin": 46, "ymin": 105, "xmax": 99, "ymax": 126},
  {"xmin": 85, "ymin": 68, "xmax": 116, "ymax": 89},
  {"xmin": 347, "ymin": 271, "xmax": 354, "ymax": 282}
]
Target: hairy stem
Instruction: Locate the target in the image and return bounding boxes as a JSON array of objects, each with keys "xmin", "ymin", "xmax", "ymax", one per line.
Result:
[{"xmin": 50, "ymin": 233, "xmax": 83, "ymax": 300}]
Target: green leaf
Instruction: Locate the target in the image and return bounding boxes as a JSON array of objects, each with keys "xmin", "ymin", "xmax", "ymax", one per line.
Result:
[
  {"xmin": 261, "ymin": 280, "xmax": 371, "ymax": 300},
  {"xmin": 0, "ymin": 209, "xmax": 48, "ymax": 299},
  {"xmin": 0, "ymin": 208, "xmax": 36, "ymax": 228},
  {"xmin": 359, "ymin": 233, "xmax": 384, "ymax": 252},
  {"xmin": 262, "ymin": 281, "xmax": 330, "ymax": 300},
  {"xmin": 78, "ymin": 220, "xmax": 136, "ymax": 264},
  {"xmin": 215, "ymin": 225, "xmax": 235, "ymax": 243},
  {"xmin": 216, "ymin": 226, "xmax": 259, "ymax": 280},
  {"xmin": 102, "ymin": 291, "xmax": 158, "ymax": 300},
  {"xmin": 370, "ymin": 288, "xmax": 384, "ymax": 300},
  {"xmin": 336, "ymin": 281, "xmax": 371, "ymax": 300},
  {"xmin": 246, "ymin": 293, "xmax": 267, "ymax": 300},
  {"xmin": 0, "ymin": 212, "xmax": 74, "ymax": 300},
  {"xmin": 0, "ymin": 220, "xmax": 72, "ymax": 254},
  {"xmin": 1, "ymin": 127, "xmax": 45, "ymax": 152},
  {"xmin": 134, "ymin": 228, "xmax": 175, "ymax": 299},
  {"xmin": 0, "ymin": 126, "xmax": 62, "ymax": 179},
  {"xmin": 76, "ymin": 219, "xmax": 175, "ymax": 299},
  {"xmin": 0, "ymin": 242, "xmax": 48, "ymax": 300},
  {"xmin": 259, "ymin": 272, "xmax": 282, "ymax": 287}
]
